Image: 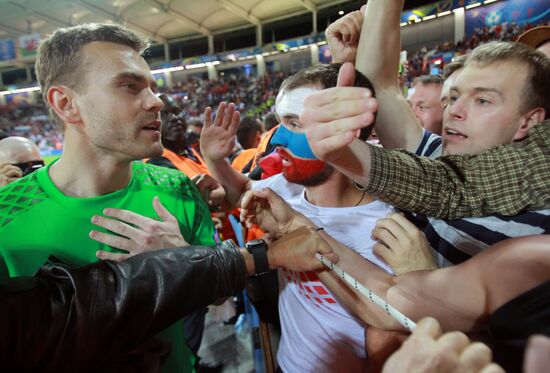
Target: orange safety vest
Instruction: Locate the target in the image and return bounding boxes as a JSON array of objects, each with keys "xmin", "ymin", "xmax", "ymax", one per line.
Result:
[
  {"xmin": 161, "ymin": 148, "xmax": 210, "ymax": 178},
  {"xmin": 231, "ymin": 148, "xmax": 258, "ymax": 172}
]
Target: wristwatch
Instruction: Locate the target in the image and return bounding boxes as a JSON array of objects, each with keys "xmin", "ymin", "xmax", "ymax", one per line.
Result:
[{"xmin": 245, "ymin": 239, "xmax": 269, "ymax": 275}]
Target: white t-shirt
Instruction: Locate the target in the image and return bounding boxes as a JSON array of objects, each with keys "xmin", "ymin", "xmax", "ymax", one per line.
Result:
[{"xmin": 252, "ymin": 174, "xmax": 395, "ymax": 372}]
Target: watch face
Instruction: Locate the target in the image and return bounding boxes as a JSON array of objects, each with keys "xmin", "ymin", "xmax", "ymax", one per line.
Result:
[
  {"xmin": 246, "ymin": 239, "xmax": 267, "ymax": 253},
  {"xmin": 248, "ymin": 239, "xmax": 265, "ymax": 246}
]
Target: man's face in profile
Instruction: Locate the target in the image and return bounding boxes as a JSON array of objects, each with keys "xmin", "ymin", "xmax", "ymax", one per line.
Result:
[
  {"xmin": 442, "ymin": 60, "xmax": 531, "ymax": 156},
  {"xmin": 408, "ymin": 83, "xmax": 444, "ymax": 135},
  {"xmin": 73, "ymin": 41, "xmax": 164, "ymax": 161}
]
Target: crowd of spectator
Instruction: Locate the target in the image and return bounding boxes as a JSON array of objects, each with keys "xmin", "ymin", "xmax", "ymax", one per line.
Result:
[
  {"xmin": 0, "ymin": 104, "xmax": 62, "ymax": 153},
  {"xmin": 404, "ymin": 20, "xmax": 549, "ymax": 85}
]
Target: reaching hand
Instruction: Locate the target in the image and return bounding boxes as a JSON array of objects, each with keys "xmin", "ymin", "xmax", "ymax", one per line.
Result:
[
  {"xmin": 0, "ymin": 162, "xmax": 23, "ymax": 187},
  {"xmin": 326, "ymin": 6, "xmax": 365, "ymax": 64},
  {"xmin": 200, "ymin": 102, "xmax": 240, "ymax": 162},
  {"xmin": 90, "ymin": 196, "xmax": 189, "ymax": 261},
  {"xmin": 383, "ymin": 317, "xmax": 504, "ymax": 373},
  {"xmin": 191, "ymin": 173, "xmax": 226, "ymax": 211},
  {"xmin": 371, "ymin": 213, "xmax": 437, "ymax": 275},
  {"xmin": 268, "ymin": 226, "xmax": 340, "ymax": 272},
  {"xmin": 240, "ymin": 187, "xmax": 311, "ymax": 239},
  {"xmin": 301, "ymin": 63, "xmax": 378, "ymax": 162}
]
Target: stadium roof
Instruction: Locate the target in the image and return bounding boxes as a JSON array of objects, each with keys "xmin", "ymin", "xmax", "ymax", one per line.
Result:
[{"xmin": 0, "ymin": 0, "xmax": 362, "ymax": 44}]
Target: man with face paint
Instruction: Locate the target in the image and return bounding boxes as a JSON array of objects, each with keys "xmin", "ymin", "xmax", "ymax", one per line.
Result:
[{"xmin": 200, "ymin": 63, "xmax": 394, "ymax": 372}]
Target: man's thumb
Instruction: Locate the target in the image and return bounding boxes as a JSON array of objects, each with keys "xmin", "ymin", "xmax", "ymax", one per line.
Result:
[{"xmin": 337, "ymin": 62, "xmax": 355, "ymax": 87}]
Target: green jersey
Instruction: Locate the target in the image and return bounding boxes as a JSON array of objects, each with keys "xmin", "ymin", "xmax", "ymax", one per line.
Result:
[{"xmin": 0, "ymin": 160, "xmax": 217, "ymax": 372}]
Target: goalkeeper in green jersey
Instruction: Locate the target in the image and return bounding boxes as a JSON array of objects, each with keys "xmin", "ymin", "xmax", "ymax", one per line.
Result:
[{"xmin": 0, "ymin": 23, "xmax": 216, "ymax": 373}]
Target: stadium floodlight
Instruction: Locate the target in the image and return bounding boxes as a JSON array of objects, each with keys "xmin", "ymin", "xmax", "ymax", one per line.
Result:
[
  {"xmin": 484, "ymin": 0, "xmax": 498, "ymax": 3},
  {"xmin": 437, "ymin": 10, "xmax": 451, "ymax": 17},
  {"xmin": 262, "ymin": 52, "xmax": 270, "ymax": 56},
  {"xmin": 0, "ymin": 86, "xmax": 41, "ymax": 96},
  {"xmin": 150, "ymin": 66, "xmax": 184, "ymax": 75},
  {"xmin": 453, "ymin": 7, "xmax": 464, "ymax": 13},
  {"xmin": 186, "ymin": 63, "xmax": 207, "ymax": 69},
  {"xmin": 465, "ymin": 2, "xmax": 482, "ymax": 9},
  {"xmin": 423, "ymin": 15, "xmax": 436, "ymax": 21},
  {"xmin": 400, "ymin": 22, "xmax": 408, "ymax": 27}
]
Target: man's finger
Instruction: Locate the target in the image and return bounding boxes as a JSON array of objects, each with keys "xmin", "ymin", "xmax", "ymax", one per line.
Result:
[
  {"xmin": 337, "ymin": 62, "xmax": 356, "ymax": 87},
  {"xmin": 153, "ymin": 196, "xmax": 177, "ymax": 223},
  {"xmin": 91, "ymin": 215, "xmax": 142, "ymax": 239},
  {"xmin": 3, "ymin": 166, "xmax": 23, "ymax": 178},
  {"xmin": 102, "ymin": 208, "xmax": 152, "ymax": 229},
  {"xmin": 303, "ymin": 86, "xmax": 373, "ymax": 109},
  {"xmin": 214, "ymin": 102, "xmax": 227, "ymax": 127},
  {"xmin": 459, "ymin": 342, "xmax": 493, "ymax": 371},
  {"xmin": 321, "ymin": 252, "xmax": 340, "ymax": 265},
  {"xmin": 313, "ymin": 131, "xmax": 356, "ymax": 158},
  {"xmin": 374, "ymin": 218, "xmax": 405, "ymax": 242},
  {"xmin": 96, "ymin": 250, "xmax": 130, "ymax": 262},
  {"xmin": 89, "ymin": 229, "xmax": 134, "ymax": 252},
  {"xmin": 373, "ymin": 242, "xmax": 393, "ymax": 264},
  {"xmin": 221, "ymin": 103, "xmax": 235, "ymax": 129},
  {"xmin": 389, "ymin": 213, "xmax": 423, "ymax": 235},
  {"xmin": 479, "ymin": 363, "xmax": 506, "ymax": 373},
  {"xmin": 371, "ymin": 227, "xmax": 400, "ymax": 249},
  {"xmin": 314, "ymin": 235, "xmax": 340, "ymax": 264},
  {"xmin": 349, "ymin": 12, "xmax": 364, "ymax": 44},
  {"xmin": 229, "ymin": 110, "xmax": 241, "ymax": 134},
  {"xmin": 203, "ymin": 106, "xmax": 212, "ymax": 127},
  {"xmin": 437, "ymin": 331, "xmax": 470, "ymax": 355},
  {"xmin": 412, "ymin": 317, "xmax": 442, "ymax": 339},
  {"xmin": 305, "ymin": 98, "xmax": 376, "ymax": 125}
]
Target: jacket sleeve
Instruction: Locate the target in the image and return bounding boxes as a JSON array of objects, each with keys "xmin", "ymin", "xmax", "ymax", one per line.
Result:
[
  {"xmin": 0, "ymin": 244, "xmax": 246, "ymax": 372},
  {"xmin": 366, "ymin": 120, "xmax": 550, "ymax": 218}
]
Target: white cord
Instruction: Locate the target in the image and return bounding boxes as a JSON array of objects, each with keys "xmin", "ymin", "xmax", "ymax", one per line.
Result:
[{"xmin": 315, "ymin": 253, "xmax": 416, "ymax": 331}]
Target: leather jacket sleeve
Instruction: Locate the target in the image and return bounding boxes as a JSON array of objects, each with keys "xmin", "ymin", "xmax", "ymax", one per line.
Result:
[{"xmin": 0, "ymin": 244, "xmax": 246, "ymax": 372}]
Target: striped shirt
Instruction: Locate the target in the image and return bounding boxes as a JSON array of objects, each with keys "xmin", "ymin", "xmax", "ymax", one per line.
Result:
[{"xmin": 411, "ymin": 130, "xmax": 550, "ymax": 267}]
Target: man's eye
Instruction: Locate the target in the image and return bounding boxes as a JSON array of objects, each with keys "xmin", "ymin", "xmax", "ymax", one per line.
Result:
[
  {"xmin": 122, "ymin": 83, "xmax": 137, "ymax": 90},
  {"xmin": 476, "ymin": 98, "xmax": 490, "ymax": 105}
]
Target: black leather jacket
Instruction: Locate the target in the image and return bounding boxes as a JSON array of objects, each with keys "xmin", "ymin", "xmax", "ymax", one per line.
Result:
[{"xmin": 0, "ymin": 244, "xmax": 246, "ymax": 372}]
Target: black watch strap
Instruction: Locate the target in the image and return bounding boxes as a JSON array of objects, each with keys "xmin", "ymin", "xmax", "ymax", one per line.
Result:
[{"xmin": 245, "ymin": 239, "xmax": 269, "ymax": 275}]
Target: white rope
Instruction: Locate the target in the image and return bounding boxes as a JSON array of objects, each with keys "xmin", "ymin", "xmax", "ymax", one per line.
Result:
[{"xmin": 315, "ymin": 253, "xmax": 416, "ymax": 331}]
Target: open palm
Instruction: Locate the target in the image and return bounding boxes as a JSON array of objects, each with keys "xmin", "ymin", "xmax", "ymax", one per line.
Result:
[{"xmin": 200, "ymin": 102, "xmax": 240, "ymax": 161}]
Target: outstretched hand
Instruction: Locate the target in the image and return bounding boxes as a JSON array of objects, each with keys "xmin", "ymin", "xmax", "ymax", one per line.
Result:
[
  {"xmin": 302, "ymin": 62, "xmax": 378, "ymax": 162},
  {"xmin": 200, "ymin": 102, "xmax": 240, "ymax": 162},
  {"xmin": 240, "ymin": 187, "xmax": 311, "ymax": 239},
  {"xmin": 91, "ymin": 196, "xmax": 189, "ymax": 261}
]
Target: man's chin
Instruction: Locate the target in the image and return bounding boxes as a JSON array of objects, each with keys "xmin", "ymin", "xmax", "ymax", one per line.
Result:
[
  {"xmin": 282, "ymin": 166, "xmax": 333, "ymax": 187},
  {"xmin": 142, "ymin": 144, "xmax": 164, "ymax": 159}
]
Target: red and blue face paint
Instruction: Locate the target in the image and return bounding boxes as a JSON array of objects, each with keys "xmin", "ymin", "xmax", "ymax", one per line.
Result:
[{"xmin": 270, "ymin": 125, "xmax": 331, "ymax": 185}]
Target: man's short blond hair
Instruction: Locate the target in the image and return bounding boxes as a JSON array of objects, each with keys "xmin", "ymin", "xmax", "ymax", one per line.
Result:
[
  {"xmin": 35, "ymin": 23, "xmax": 149, "ymax": 126},
  {"xmin": 465, "ymin": 41, "xmax": 550, "ymax": 118}
]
